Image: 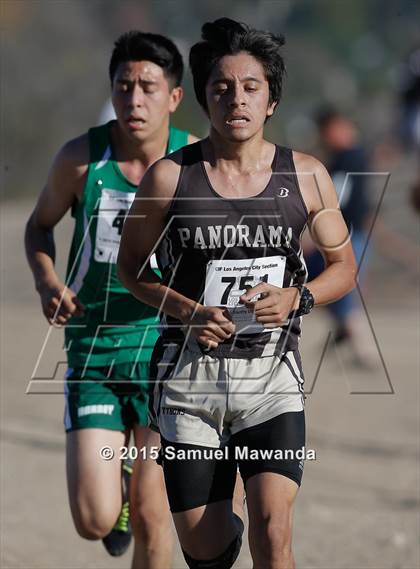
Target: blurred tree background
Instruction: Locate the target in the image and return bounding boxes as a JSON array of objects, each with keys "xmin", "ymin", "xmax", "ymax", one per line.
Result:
[{"xmin": 1, "ymin": 0, "xmax": 419, "ymax": 200}]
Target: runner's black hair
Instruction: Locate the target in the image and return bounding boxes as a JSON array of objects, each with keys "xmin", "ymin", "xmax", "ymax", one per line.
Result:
[
  {"xmin": 109, "ymin": 31, "xmax": 184, "ymax": 87},
  {"xmin": 189, "ymin": 18, "xmax": 286, "ymax": 112}
]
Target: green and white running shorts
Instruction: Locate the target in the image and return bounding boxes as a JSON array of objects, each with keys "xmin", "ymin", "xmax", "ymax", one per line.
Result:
[{"xmin": 64, "ymin": 361, "xmax": 150, "ymax": 432}]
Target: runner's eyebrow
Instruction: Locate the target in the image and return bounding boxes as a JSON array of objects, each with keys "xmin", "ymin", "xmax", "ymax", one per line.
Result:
[
  {"xmin": 116, "ymin": 78, "xmax": 159, "ymax": 85},
  {"xmin": 210, "ymin": 76, "xmax": 263, "ymax": 85}
]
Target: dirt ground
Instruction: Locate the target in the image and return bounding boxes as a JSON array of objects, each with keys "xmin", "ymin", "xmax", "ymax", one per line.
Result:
[{"xmin": 1, "ymin": 202, "xmax": 419, "ymax": 569}]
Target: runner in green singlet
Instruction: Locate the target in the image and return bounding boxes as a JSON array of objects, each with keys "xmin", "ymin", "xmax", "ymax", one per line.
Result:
[
  {"xmin": 25, "ymin": 31, "xmax": 197, "ymax": 567},
  {"xmin": 64, "ymin": 121, "xmax": 189, "ymax": 381}
]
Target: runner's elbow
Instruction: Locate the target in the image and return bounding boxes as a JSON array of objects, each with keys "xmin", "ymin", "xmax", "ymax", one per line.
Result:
[{"xmin": 344, "ymin": 259, "xmax": 358, "ymax": 294}]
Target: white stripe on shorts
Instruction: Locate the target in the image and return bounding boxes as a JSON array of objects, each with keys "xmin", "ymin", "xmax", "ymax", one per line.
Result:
[
  {"xmin": 289, "ymin": 352, "xmax": 304, "ymax": 384},
  {"xmin": 63, "ymin": 368, "xmax": 73, "ymax": 431}
]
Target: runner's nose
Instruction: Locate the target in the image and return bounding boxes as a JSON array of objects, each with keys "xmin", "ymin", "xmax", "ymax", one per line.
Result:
[
  {"xmin": 128, "ymin": 84, "xmax": 145, "ymax": 109},
  {"xmin": 229, "ymin": 83, "xmax": 246, "ymax": 108}
]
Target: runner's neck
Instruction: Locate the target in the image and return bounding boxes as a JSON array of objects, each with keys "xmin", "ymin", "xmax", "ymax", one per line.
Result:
[
  {"xmin": 206, "ymin": 129, "xmax": 273, "ymax": 175},
  {"xmin": 110, "ymin": 120, "xmax": 169, "ymax": 184}
]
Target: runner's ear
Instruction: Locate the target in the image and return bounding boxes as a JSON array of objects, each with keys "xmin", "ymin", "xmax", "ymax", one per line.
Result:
[
  {"xmin": 267, "ymin": 100, "xmax": 277, "ymax": 117},
  {"xmin": 169, "ymin": 86, "xmax": 183, "ymax": 113}
]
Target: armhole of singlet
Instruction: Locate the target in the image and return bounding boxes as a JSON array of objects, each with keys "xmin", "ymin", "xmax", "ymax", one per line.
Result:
[
  {"xmin": 78, "ymin": 125, "xmax": 105, "ymax": 212},
  {"xmin": 287, "ymin": 148, "xmax": 310, "ymax": 219},
  {"xmin": 167, "ymin": 141, "xmax": 202, "ymax": 205},
  {"xmin": 70, "ymin": 128, "xmax": 95, "ymax": 218},
  {"xmin": 164, "ymin": 148, "xmax": 187, "ymax": 221}
]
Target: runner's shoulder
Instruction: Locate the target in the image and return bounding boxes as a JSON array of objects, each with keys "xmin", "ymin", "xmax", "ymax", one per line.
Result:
[
  {"xmin": 46, "ymin": 133, "xmax": 90, "ymax": 201},
  {"xmin": 54, "ymin": 132, "xmax": 90, "ymax": 174},
  {"xmin": 144, "ymin": 139, "xmax": 201, "ymax": 199},
  {"xmin": 141, "ymin": 154, "xmax": 182, "ymax": 201},
  {"xmin": 292, "ymin": 151, "xmax": 336, "ymax": 214},
  {"xmin": 48, "ymin": 133, "xmax": 90, "ymax": 190},
  {"xmin": 164, "ymin": 138, "xmax": 201, "ymax": 165},
  {"xmin": 292, "ymin": 150, "xmax": 327, "ymax": 177}
]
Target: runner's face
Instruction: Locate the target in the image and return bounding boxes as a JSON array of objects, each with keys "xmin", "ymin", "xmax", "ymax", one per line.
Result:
[
  {"xmin": 205, "ymin": 52, "xmax": 276, "ymax": 141},
  {"xmin": 112, "ymin": 60, "xmax": 182, "ymax": 142}
]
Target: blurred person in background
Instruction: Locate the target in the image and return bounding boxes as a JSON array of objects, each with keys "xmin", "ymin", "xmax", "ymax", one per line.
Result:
[
  {"xmin": 361, "ymin": 43, "xmax": 420, "ymax": 286},
  {"xmin": 25, "ymin": 30, "xmax": 197, "ymax": 568},
  {"xmin": 398, "ymin": 45, "xmax": 420, "ymax": 214},
  {"xmin": 398, "ymin": 45, "xmax": 420, "ymax": 151},
  {"xmin": 304, "ymin": 109, "xmax": 375, "ymax": 365}
]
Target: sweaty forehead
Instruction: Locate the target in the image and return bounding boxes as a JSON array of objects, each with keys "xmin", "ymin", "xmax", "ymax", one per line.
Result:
[
  {"xmin": 114, "ymin": 60, "xmax": 166, "ymax": 82},
  {"xmin": 209, "ymin": 53, "xmax": 267, "ymax": 82}
]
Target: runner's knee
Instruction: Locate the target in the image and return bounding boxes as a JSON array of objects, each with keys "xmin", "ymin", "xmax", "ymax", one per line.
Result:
[
  {"xmin": 73, "ymin": 510, "xmax": 116, "ymax": 540},
  {"xmin": 131, "ymin": 501, "xmax": 172, "ymax": 543},
  {"xmin": 182, "ymin": 533, "xmax": 242, "ymax": 569},
  {"xmin": 252, "ymin": 515, "xmax": 293, "ymax": 565}
]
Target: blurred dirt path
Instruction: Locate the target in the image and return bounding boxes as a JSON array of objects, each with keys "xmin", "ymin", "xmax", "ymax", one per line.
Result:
[{"xmin": 1, "ymin": 203, "xmax": 419, "ymax": 568}]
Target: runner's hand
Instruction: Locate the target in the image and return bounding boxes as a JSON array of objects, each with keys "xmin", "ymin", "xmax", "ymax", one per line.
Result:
[
  {"xmin": 240, "ymin": 284, "xmax": 300, "ymax": 329},
  {"xmin": 37, "ymin": 279, "xmax": 85, "ymax": 326},
  {"xmin": 185, "ymin": 306, "xmax": 236, "ymax": 349}
]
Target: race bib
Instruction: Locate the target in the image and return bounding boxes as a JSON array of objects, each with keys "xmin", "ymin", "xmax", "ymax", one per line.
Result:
[
  {"xmin": 94, "ymin": 189, "xmax": 135, "ymax": 263},
  {"xmin": 204, "ymin": 256, "xmax": 286, "ymax": 334}
]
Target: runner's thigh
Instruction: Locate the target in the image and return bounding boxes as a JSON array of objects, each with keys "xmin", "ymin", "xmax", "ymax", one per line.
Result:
[
  {"xmin": 66, "ymin": 428, "xmax": 126, "ymax": 525},
  {"xmin": 130, "ymin": 426, "xmax": 171, "ymax": 518}
]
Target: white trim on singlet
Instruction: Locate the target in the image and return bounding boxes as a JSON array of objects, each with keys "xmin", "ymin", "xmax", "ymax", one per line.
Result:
[
  {"xmin": 63, "ymin": 369, "xmax": 73, "ymax": 430},
  {"xmin": 299, "ymin": 249, "xmax": 308, "ymax": 279},
  {"xmin": 68, "ymin": 211, "xmax": 92, "ymax": 295},
  {"xmin": 289, "ymin": 352, "xmax": 304, "ymax": 384},
  {"xmin": 164, "ymin": 255, "xmax": 185, "ymax": 328},
  {"xmin": 297, "ymin": 235, "xmax": 309, "ymax": 283},
  {"xmin": 94, "ymin": 145, "xmax": 111, "ymax": 170},
  {"xmin": 261, "ymin": 329, "xmax": 283, "ymax": 357},
  {"xmin": 292, "ymin": 219, "xmax": 308, "ymax": 285}
]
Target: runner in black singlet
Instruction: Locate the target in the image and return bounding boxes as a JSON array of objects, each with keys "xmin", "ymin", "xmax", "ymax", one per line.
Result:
[{"xmin": 119, "ymin": 18, "xmax": 357, "ymax": 569}]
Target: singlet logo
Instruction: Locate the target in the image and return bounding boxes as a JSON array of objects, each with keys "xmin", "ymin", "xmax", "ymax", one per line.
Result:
[{"xmin": 277, "ymin": 187, "xmax": 289, "ymax": 198}]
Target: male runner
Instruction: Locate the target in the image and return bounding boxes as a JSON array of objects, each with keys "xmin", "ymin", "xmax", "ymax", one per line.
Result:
[
  {"xmin": 25, "ymin": 31, "xmax": 196, "ymax": 567},
  {"xmin": 118, "ymin": 19, "xmax": 356, "ymax": 569}
]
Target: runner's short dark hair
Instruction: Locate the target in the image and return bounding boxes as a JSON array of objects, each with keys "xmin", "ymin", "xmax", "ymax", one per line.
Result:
[
  {"xmin": 189, "ymin": 18, "xmax": 286, "ymax": 112},
  {"xmin": 109, "ymin": 31, "xmax": 184, "ymax": 87}
]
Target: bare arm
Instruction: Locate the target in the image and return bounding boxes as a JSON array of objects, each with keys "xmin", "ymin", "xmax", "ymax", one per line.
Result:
[
  {"xmin": 241, "ymin": 153, "xmax": 357, "ymax": 328},
  {"xmin": 117, "ymin": 156, "xmax": 235, "ymax": 348},
  {"xmin": 117, "ymin": 158, "xmax": 195, "ymax": 321},
  {"xmin": 25, "ymin": 135, "xmax": 88, "ymax": 324},
  {"xmin": 295, "ymin": 152, "xmax": 357, "ymax": 305}
]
